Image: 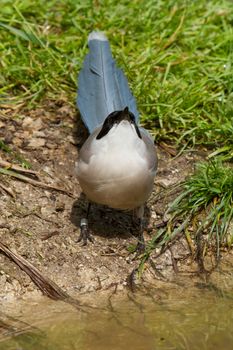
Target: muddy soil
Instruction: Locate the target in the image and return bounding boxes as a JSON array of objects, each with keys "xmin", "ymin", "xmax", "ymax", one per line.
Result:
[{"xmin": 0, "ymin": 101, "xmax": 231, "ymax": 303}]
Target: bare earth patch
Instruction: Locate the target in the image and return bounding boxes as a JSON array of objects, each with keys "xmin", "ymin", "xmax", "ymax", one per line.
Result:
[{"xmin": 1, "ymin": 102, "xmax": 232, "ymax": 304}]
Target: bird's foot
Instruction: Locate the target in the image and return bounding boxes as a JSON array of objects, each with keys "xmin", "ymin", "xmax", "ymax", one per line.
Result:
[
  {"xmin": 77, "ymin": 218, "xmax": 94, "ymax": 245},
  {"xmin": 135, "ymin": 238, "xmax": 145, "ymax": 256}
]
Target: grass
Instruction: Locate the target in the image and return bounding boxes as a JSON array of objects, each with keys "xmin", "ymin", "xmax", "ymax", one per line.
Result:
[
  {"xmin": 0, "ymin": 0, "xmax": 233, "ymax": 262},
  {"xmin": 139, "ymin": 160, "xmax": 233, "ymax": 273},
  {"xmin": 0, "ymin": 0, "xmax": 233, "ymax": 153}
]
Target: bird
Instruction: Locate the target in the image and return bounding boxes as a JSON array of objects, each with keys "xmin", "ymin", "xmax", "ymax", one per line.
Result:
[{"xmin": 76, "ymin": 31, "xmax": 157, "ymax": 250}]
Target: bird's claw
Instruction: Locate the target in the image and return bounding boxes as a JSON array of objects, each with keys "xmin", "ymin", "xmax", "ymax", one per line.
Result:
[{"xmin": 78, "ymin": 218, "xmax": 94, "ymax": 245}]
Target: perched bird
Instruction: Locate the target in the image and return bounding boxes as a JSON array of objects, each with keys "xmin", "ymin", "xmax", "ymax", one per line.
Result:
[{"xmin": 76, "ymin": 31, "xmax": 157, "ymax": 249}]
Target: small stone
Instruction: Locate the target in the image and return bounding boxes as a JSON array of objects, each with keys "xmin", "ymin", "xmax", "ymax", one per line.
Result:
[
  {"xmin": 12, "ymin": 137, "xmax": 23, "ymax": 147},
  {"xmin": 27, "ymin": 138, "xmax": 46, "ymax": 148},
  {"xmin": 23, "ymin": 117, "xmax": 43, "ymax": 131}
]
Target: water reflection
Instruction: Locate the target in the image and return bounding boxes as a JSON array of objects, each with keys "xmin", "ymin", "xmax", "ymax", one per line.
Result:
[{"xmin": 1, "ymin": 286, "xmax": 233, "ymax": 350}]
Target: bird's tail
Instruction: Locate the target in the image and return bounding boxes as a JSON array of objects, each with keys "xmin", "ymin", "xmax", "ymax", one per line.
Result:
[{"xmin": 77, "ymin": 31, "xmax": 139, "ymax": 133}]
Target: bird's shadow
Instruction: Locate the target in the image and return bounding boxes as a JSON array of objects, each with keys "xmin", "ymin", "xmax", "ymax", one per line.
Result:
[{"xmin": 70, "ymin": 194, "xmax": 151, "ymax": 241}]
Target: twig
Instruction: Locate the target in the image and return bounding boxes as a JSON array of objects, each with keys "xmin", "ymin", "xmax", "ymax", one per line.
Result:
[
  {"xmin": 0, "ymin": 167, "xmax": 74, "ymax": 197},
  {"xmin": 170, "ymin": 247, "xmax": 179, "ymax": 273},
  {"xmin": 0, "ymin": 158, "xmax": 39, "ymax": 176},
  {"xmin": 195, "ymin": 227, "xmax": 206, "ymax": 274},
  {"xmin": 41, "ymin": 231, "xmax": 60, "ymax": 240},
  {"xmin": 0, "ymin": 181, "xmax": 15, "ymax": 198},
  {"xmin": 0, "ymin": 315, "xmax": 43, "ymax": 341},
  {"xmin": 159, "ymin": 141, "xmax": 177, "ymax": 156},
  {"xmin": 0, "ymin": 223, "xmax": 11, "ymax": 229},
  {"xmin": 0, "ymin": 242, "xmax": 82, "ymax": 310},
  {"xmin": 127, "ymin": 268, "xmax": 138, "ymax": 293},
  {"xmin": 148, "ymin": 258, "xmax": 167, "ymax": 281}
]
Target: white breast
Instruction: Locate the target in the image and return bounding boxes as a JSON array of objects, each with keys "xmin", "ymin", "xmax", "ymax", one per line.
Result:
[{"xmin": 76, "ymin": 121, "xmax": 157, "ymax": 210}]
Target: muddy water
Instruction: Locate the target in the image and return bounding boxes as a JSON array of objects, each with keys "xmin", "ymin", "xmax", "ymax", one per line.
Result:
[{"xmin": 1, "ymin": 285, "xmax": 233, "ymax": 350}]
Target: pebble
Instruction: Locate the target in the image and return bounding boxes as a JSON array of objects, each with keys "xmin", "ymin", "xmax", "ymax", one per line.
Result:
[{"xmin": 27, "ymin": 138, "xmax": 46, "ymax": 148}]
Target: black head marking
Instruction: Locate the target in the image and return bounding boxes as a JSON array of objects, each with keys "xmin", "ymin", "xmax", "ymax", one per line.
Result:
[{"xmin": 96, "ymin": 106, "xmax": 142, "ymax": 140}]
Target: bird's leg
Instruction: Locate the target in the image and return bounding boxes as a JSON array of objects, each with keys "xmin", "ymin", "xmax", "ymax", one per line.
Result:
[
  {"xmin": 78, "ymin": 202, "xmax": 94, "ymax": 245},
  {"xmin": 135, "ymin": 205, "xmax": 146, "ymax": 254},
  {"xmin": 127, "ymin": 206, "xmax": 146, "ymax": 290}
]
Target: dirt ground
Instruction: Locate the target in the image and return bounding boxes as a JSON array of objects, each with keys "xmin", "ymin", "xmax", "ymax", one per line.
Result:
[{"xmin": 0, "ymin": 101, "xmax": 232, "ymax": 304}]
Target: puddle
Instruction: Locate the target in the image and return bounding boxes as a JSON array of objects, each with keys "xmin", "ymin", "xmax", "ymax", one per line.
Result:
[{"xmin": 1, "ymin": 282, "xmax": 233, "ymax": 350}]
